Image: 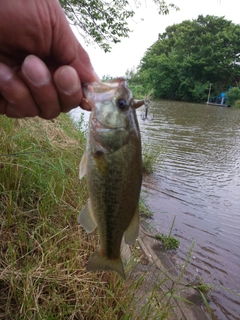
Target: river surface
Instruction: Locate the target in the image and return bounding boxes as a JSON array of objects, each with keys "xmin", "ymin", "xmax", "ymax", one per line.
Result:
[{"xmin": 70, "ymin": 101, "xmax": 240, "ymax": 320}]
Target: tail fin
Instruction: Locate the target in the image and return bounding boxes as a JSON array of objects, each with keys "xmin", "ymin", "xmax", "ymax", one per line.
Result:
[{"xmin": 86, "ymin": 251, "xmax": 126, "ymax": 279}]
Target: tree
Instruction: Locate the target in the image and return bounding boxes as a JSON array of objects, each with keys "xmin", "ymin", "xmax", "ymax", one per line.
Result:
[
  {"xmin": 59, "ymin": 0, "xmax": 178, "ymax": 52},
  {"xmin": 101, "ymin": 74, "xmax": 114, "ymax": 81},
  {"xmin": 125, "ymin": 67, "xmax": 147, "ymax": 98},
  {"xmin": 137, "ymin": 15, "xmax": 240, "ymax": 101}
]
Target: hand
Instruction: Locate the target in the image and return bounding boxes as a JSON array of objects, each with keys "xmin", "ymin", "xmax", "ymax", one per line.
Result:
[{"xmin": 0, "ymin": 0, "xmax": 99, "ymax": 119}]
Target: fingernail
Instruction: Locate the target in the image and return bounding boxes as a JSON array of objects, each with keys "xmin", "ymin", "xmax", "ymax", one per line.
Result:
[
  {"xmin": 22, "ymin": 55, "xmax": 51, "ymax": 86},
  {"xmin": 0, "ymin": 63, "xmax": 13, "ymax": 83},
  {"xmin": 57, "ymin": 67, "xmax": 80, "ymax": 94}
]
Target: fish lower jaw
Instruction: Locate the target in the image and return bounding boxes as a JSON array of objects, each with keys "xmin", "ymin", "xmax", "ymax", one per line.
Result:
[{"xmin": 91, "ymin": 117, "xmax": 123, "ymax": 130}]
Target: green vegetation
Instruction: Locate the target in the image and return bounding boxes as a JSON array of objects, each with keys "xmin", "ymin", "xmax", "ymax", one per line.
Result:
[
  {"xmin": 193, "ymin": 278, "xmax": 212, "ymax": 295},
  {"xmin": 101, "ymin": 74, "xmax": 114, "ymax": 82},
  {"xmin": 142, "ymin": 144, "xmax": 164, "ymax": 175},
  {"xmin": 0, "ymin": 114, "xmax": 181, "ymax": 319},
  {"xmin": 0, "ymin": 116, "xmax": 130, "ymax": 319},
  {"xmin": 234, "ymin": 100, "xmax": 240, "ymax": 108},
  {"xmin": 139, "ymin": 193, "xmax": 153, "ymax": 218},
  {"xmin": 59, "ymin": 0, "xmax": 179, "ymax": 52},
  {"xmin": 128, "ymin": 15, "xmax": 240, "ymax": 102},
  {"xmin": 156, "ymin": 216, "xmax": 180, "ymax": 251},
  {"xmin": 157, "ymin": 233, "xmax": 180, "ymax": 251},
  {"xmin": 125, "ymin": 68, "xmax": 150, "ymax": 99},
  {"xmin": 0, "ymin": 115, "xmax": 112, "ymax": 319},
  {"xmin": 226, "ymin": 87, "xmax": 240, "ymax": 107},
  {"xmin": 0, "ymin": 115, "xmax": 221, "ymax": 319}
]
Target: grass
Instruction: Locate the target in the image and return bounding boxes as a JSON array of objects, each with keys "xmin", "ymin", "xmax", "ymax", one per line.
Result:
[
  {"xmin": 0, "ymin": 115, "xmax": 174, "ymax": 320},
  {"xmin": 142, "ymin": 144, "xmax": 164, "ymax": 175},
  {"xmin": 156, "ymin": 234, "xmax": 180, "ymax": 251},
  {"xmin": 0, "ymin": 115, "xmax": 129, "ymax": 319},
  {"xmin": 193, "ymin": 278, "xmax": 212, "ymax": 295},
  {"xmin": 0, "ymin": 114, "xmax": 215, "ymax": 319},
  {"xmin": 156, "ymin": 216, "xmax": 180, "ymax": 251},
  {"xmin": 139, "ymin": 193, "xmax": 153, "ymax": 218}
]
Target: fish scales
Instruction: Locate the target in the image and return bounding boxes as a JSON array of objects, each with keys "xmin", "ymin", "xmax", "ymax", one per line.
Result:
[
  {"xmin": 78, "ymin": 77, "xmax": 144, "ymax": 278},
  {"xmin": 88, "ymin": 144, "xmax": 141, "ymax": 258}
]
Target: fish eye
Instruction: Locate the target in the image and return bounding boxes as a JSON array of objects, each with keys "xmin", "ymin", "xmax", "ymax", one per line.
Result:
[{"xmin": 117, "ymin": 98, "xmax": 128, "ymax": 110}]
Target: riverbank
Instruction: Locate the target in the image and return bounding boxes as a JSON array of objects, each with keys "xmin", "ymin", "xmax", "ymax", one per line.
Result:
[
  {"xmin": 125, "ymin": 221, "xmax": 209, "ymax": 319},
  {"xmin": 0, "ymin": 114, "xmax": 207, "ymax": 319}
]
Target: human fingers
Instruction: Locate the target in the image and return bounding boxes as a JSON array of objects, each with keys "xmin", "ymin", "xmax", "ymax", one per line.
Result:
[
  {"xmin": 21, "ymin": 55, "xmax": 64, "ymax": 119},
  {"xmin": 0, "ymin": 62, "xmax": 39, "ymax": 118},
  {"xmin": 70, "ymin": 46, "xmax": 101, "ymax": 84},
  {"xmin": 53, "ymin": 65, "xmax": 84, "ymax": 113},
  {"xmin": 80, "ymin": 98, "xmax": 92, "ymax": 112}
]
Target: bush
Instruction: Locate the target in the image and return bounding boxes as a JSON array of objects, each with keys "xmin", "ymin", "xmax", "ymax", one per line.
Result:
[
  {"xmin": 226, "ymin": 87, "xmax": 240, "ymax": 106},
  {"xmin": 234, "ymin": 99, "xmax": 240, "ymax": 108},
  {"xmin": 142, "ymin": 144, "xmax": 164, "ymax": 175}
]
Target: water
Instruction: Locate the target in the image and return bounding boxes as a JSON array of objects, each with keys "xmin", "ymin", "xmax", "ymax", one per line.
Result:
[
  {"xmin": 139, "ymin": 101, "xmax": 240, "ymax": 320},
  {"xmin": 71, "ymin": 101, "xmax": 240, "ymax": 319}
]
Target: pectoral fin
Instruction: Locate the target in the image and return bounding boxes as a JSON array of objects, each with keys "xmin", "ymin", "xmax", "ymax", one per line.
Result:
[
  {"xmin": 79, "ymin": 152, "xmax": 87, "ymax": 180},
  {"xmin": 78, "ymin": 200, "xmax": 97, "ymax": 233},
  {"xmin": 124, "ymin": 206, "xmax": 139, "ymax": 245}
]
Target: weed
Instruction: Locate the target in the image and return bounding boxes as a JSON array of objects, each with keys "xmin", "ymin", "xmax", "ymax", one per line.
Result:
[
  {"xmin": 142, "ymin": 143, "xmax": 164, "ymax": 175},
  {"xmin": 193, "ymin": 278, "xmax": 212, "ymax": 295},
  {"xmin": 139, "ymin": 193, "xmax": 153, "ymax": 218},
  {"xmin": 157, "ymin": 234, "xmax": 180, "ymax": 251},
  {"xmin": 156, "ymin": 216, "xmax": 180, "ymax": 251}
]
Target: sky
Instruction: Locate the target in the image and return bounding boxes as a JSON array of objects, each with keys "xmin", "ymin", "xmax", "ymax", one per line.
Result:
[{"xmin": 72, "ymin": 0, "xmax": 240, "ymax": 79}]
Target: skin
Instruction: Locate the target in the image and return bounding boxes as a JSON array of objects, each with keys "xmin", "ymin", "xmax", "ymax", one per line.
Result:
[{"xmin": 0, "ymin": 0, "xmax": 99, "ymax": 119}]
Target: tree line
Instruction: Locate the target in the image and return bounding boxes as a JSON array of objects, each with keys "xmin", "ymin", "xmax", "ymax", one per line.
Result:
[
  {"xmin": 60, "ymin": 2, "xmax": 240, "ymax": 104},
  {"xmin": 127, "ymin": 15, "xmax": 240, "ymax": 102}
]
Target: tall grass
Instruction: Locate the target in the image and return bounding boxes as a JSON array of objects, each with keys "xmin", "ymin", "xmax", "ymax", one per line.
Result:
[
  {"xmin": 156, "ymin": 216, "xmax": 180, "ymax": 251},
  {"xmin": 142, "ymin": 144, "xmax": 164, "ymax": 175},
  {"xmin": 0, "ymin": 115, "xmax": 212, "ymax": 319},
  {"xmin": 0, "ymin": 115, "xmax": 130, "ymax": 319}
]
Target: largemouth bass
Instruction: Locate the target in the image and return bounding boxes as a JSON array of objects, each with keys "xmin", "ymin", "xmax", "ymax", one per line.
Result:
[{"xmin": 78, "ymin": 77, "xmax": 144, "ymax": 279}]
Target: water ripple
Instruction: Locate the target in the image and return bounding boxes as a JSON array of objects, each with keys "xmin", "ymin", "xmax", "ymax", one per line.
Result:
[{"xmin": 139, "ymin": 101, "xmax": 240, "ymax": 319}]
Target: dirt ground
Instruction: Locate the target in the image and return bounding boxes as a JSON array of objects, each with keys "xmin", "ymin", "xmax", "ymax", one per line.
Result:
[{"xmin": 122, "ymin": 221, "xmax": 209, "ymax": 320}]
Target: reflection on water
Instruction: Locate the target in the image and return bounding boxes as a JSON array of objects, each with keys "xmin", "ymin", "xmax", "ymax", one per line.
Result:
[
  {"xmin": 139, "ymin": 101, "xmax": 240, "ymax": 320},
  {"xmin": 71, "ymin": 102, "xmax": 240, "ymax": 319}
]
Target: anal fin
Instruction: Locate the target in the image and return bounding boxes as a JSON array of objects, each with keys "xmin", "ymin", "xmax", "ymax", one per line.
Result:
[{"xmin": 124, "ymin": 206, "xmax": 139, "ymax": 245}]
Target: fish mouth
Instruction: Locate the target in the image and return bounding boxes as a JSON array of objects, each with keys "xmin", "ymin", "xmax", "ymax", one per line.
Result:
[{"xmin": 91, "ymin": 117, "xmax": 124, "ymax": 130}]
